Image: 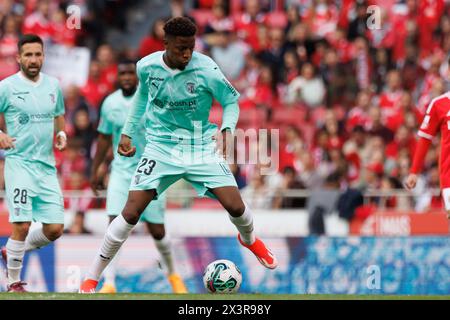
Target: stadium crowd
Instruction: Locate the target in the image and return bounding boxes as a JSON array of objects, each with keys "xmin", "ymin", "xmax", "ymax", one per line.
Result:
[{"xmin": 0, "ymin": 0, "xmax": 449, "ymax": 221}]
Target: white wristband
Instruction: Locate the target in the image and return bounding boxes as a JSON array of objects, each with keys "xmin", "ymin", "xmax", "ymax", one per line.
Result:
[{"xmin": 56, "ymin": 131, "xmax": 67, "ymax": 140}]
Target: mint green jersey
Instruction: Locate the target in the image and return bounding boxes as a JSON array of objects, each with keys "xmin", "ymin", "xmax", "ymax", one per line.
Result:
[
  {"xmin": 98, "ymin": 89, "xmax": 146, "ymax": 172},
  {"xmin": 0, "ymin": 72, "xmax": 65, "ymax": 167},
  {"xmin": 122, "ymin": 51, "xmax": 240, "ymax": 144}
]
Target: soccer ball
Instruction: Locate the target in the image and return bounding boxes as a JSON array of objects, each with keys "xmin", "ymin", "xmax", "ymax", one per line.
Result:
[{"xmin": 203, "ymin": 259, "xmax": 242, "ymax": 294}]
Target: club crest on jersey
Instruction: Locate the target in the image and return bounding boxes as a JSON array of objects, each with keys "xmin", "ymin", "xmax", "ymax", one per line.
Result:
[
  {"xmin": 186, "ymin": 82, "xmax": 196, "ymax": 94},
  {"xmin": 49, "ymin": 94, "xmax": 55, "ymax": 104}
]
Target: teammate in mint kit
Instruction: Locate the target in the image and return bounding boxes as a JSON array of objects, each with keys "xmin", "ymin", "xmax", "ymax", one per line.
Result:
[
  {"xmin": 80, "ymin": 17, "xmax": 277, "ymax": 293},
  {"xmin": 0, "ymin": 34, "xmax": 67, "ymax": 292}
]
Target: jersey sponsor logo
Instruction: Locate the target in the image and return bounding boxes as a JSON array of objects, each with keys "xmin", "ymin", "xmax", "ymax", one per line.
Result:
[
  {"xmin": 17, "ymin": 112, "xmax": 54, "ymax": 125},
  {"xmin": 153, "ymin": 98, "xmax": 197, "ymax": 110},
  {"xmin": 12, "ymin": 91, "xmax": 30, "ymax": 95},
  {"xmin": 222, "ymin": 78, "xmax": 237, "ymax": 96},
  {"xmin": 18, "ymin": 113, "xmax": 30, "ymax": 125},
  {"xmin": 185, "ymin": 81, "xmax": 196, "ymax": 94}
]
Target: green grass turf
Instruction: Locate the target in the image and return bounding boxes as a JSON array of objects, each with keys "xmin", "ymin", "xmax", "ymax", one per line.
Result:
[{"xmin": 0, "ymin": 293, "xmax": 449, "ymax": 300}]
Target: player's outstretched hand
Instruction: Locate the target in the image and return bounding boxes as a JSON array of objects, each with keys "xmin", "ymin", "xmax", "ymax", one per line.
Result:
[
  {"xmin": 0, "ymin": 132, "xmax": 15, "ymax": 150},
  {"xmin": 118, "ymin": 134, "xmax": 136, "ymax": 157},
  {"xmin": 404, "ymin": 173, "xmax": 418, "ymax": 190}
]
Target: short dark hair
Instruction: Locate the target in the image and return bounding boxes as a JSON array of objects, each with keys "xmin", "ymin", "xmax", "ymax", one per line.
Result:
[
  {"xmin": 18, "ymin": 34, "xmax": 44, "ymax": 52},
  {"xmin": 163, "ymin": 17, "xmax": 197, "ymax": 38}
]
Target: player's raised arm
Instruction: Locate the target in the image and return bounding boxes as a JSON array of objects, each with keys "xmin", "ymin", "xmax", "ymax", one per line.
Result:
[{"xmin": 405, "ymin": 98, "xmax": 442, "ymax": 190}]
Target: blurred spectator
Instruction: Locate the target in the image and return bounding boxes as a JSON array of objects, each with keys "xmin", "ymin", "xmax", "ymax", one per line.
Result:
[
  {"xmin": 210, "ymin": 30, "xmax": 249, "ymax": 80},
  {"xmin": 138, "ymin": 18, "xmax": 166, "ymax": 58},
  {"xmin": 22, "ymin": 0, "xmax": 53, "ymax": 42},
  {"xmin": 0, "ymin": 14, "xmax": 19, "ymax": 80},
  {"xmin": 259, "ymin": 27, "xmax": 287, "ymax": 74},
  {"xmin": 296, "ymin": 152, "xmax": 325, "ymax": 189},
  {"xmin": 241, "ymin": 168, "xmax": 271, "ymax": 209},
  {"xmin": 234, "ymin": 0, "xmax": 266, "ymax": 52},
  {"xmin": 366, "ymin": 105, "xmax": 394, "ymax": 144},
  {"xmin": 63, "ymin": 172, "xmax": 92, "ymax": 235},
  {"xmin": 72, "ymin": 108, "xmax": 96, "ymax": 172},
  {"xmin": 303, "ymin": 0, "xmax": 338, "ymax": 40},
  {"xmin": 80, "ymin": 60, "xmax": 111, "ymax": 110},
  {"xmin": 320, "ymin": 47, "xmax": 355, "ymax": 106},
  {"xmin": 240, "ymin": 63, "xmax": 280, "ymax": 110},
  {"xmin": 347, "ymin": 1, "xmax": 368, "ymax": 41},
  {"xmin": 281, "ymin": 49, "xmax": 300, "ymax": 84},
  {"xmin": 379, "ymin": 175, "xmax": 411, "ymax": 210},
  {"xmin": 273, "ymin": 166, "xmax": 306, "ymax": 209},
  {"xmin": 96, "ymin": 44, "xmax": 118, "ymax": 92},
  {"xmin": 307, "ymin": 171, "xmax": 341, "ymax": 235},
  {"xmin": 414, "ymin": 164, "xmax": 443, "ymax": 212},
  {"xmin": 64, "ymin": 85, "xmax": 91, "ymax": 135},
  {"xmin": 204, "ymin": 0, "xmax": 234, "ymax": 34},
  {"xmin": 346, "ymin": 90, "xmax": 372, "ymax": 132},
  {"xmin": 286, "ymin": 62, "xmax": 326, "ymax": 108}
]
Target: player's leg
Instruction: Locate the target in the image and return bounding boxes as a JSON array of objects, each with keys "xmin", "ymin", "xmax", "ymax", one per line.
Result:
[
  {"xmin": 2, "ymin": 222, "xmax": 31, "ymax": 292},
  {"xmin": 209, "ymin": 186, "xmax": 278, "ymax": 269},
  {"xmin": 99, "ymin": 216, "xmax": 119, "ymax": 294},
  {"xmin": 80, "ymin": 144, "xmax": 185, "ymax": 292},
  {"xmin": 142, "ymin": 192, "xmax": 188, "ymax": 293},
  {"xmin": 80, "ymin": 189, "xmax": 156, "ymax": 293},
  {"xmin": 185, "ymin": 142, "xmax": 278, "ymax": 269},
  {"xmin": 23, "ymin": 223, "xmax": 64, "ymax": 252},
  {"xmin": 98, "ymin": 172, "xmax": 131, "ymax": 294},
  {"xmin": 1, "ymin": 159, "xmax": 35, "ymax": 292},
  {"xmin": 25, "ymin": 164, "xmax": 65, "ymax": 251}
]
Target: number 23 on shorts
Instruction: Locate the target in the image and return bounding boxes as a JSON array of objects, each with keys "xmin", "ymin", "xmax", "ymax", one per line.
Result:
[{"xmin": 137, "ymin": 158, "xmax": 156, "ymax": 175}]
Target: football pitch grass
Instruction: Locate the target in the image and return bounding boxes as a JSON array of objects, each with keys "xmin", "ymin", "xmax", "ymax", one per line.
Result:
[{"xmin": 0, "ymin": 293, "xmax": 449, "ymax": 300}]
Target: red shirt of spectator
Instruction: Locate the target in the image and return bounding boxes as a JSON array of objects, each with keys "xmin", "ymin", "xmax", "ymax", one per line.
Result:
[
  {"xmin": 234, "ymin": 0, "xmax": 266, "ymax": 52},
  {"xmin": 138, "ymin": 18, "xmax": 165, "ymax": 58},
  {"xmin": 417, "ymin": 0, "xmax": 445, "ymax": 56},
  {"xmin": 22, "ymin": 2, "xmax": 53, "ymax": 42},
  {"xmin": 303, "ymin": 2, "xmax": 338, "ymax": 39},
  {"xmin": 51, "ymin": 10, "xmax": 78, "ymax": 47},
  {"xmin": 80, "ymin": 61, "xmax": 110, "ymax": 109},
  {"xmin": 0, "ymin": 34, "xmax": 19, "ymax": 80}
]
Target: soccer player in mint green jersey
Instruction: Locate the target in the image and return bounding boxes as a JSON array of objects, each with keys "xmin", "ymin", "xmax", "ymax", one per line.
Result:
[
  {"xmin": 0, "ymin": 34, "xmax": 67, "ymax": 292},
  {"xmin": 90, "ymin": 59, "xmax": 187, "ymax": 294},
  {"xmin": 80, "ymin": 17, "xmax": 277, "ymax": 293}
]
